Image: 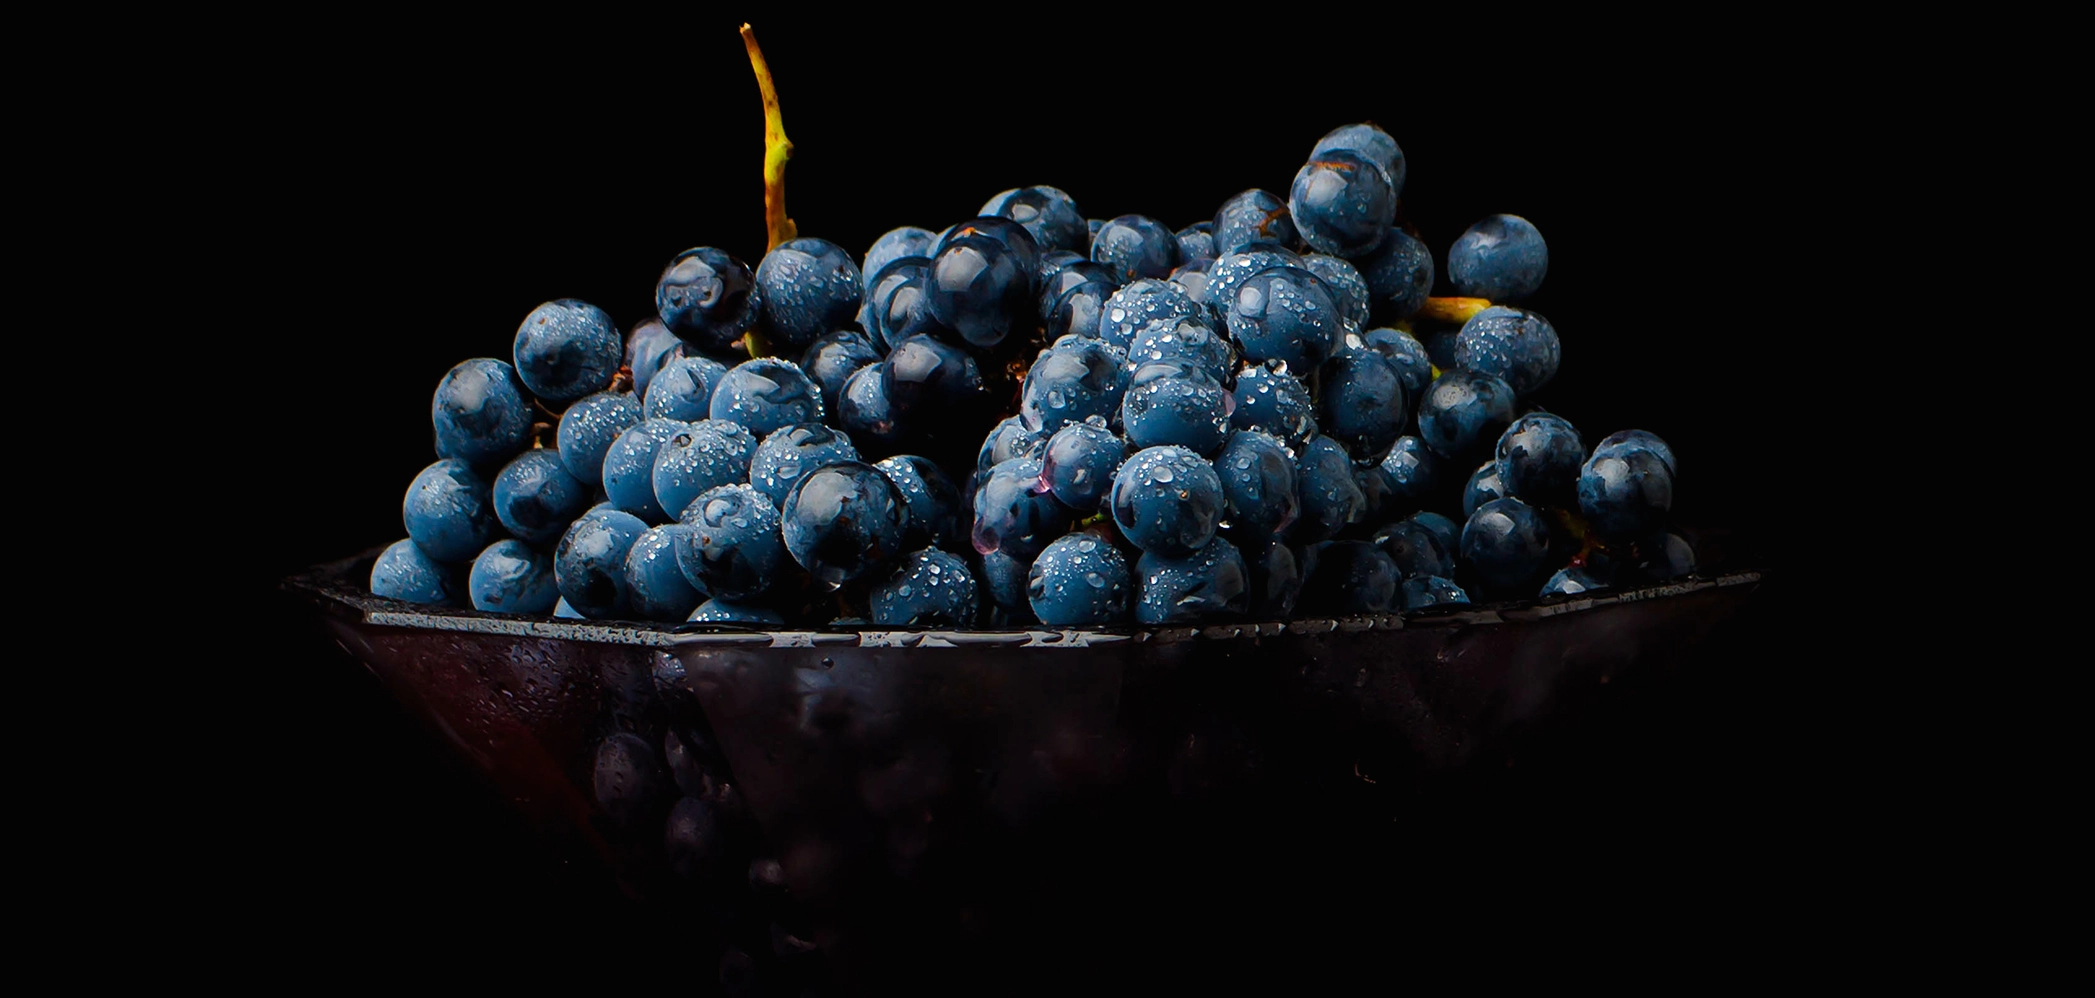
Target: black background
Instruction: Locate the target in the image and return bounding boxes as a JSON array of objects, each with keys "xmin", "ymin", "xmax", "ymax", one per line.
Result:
[{"xmin": 201, "ymin": 14, "xmax": 1833, "ymax": 976}]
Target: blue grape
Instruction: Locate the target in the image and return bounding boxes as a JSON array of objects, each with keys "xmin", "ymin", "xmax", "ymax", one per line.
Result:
[
  {"xmin": 1047, "ymin": 279, "xmax": 1115, "ymax": 341},
  {"xmin": 1134, "ymin": 536, "xmax": 1249, "ymax": 625},
  {"xmin": 709, "ymin": 358, "xmax": 824, "ymax": 438},
  {"xmin": 1417, "ymin": 369, "xmax": 1517, "ymax": 461},
  {"xmin": 1170, "ymin": 258, "xmax": 1215, "ymax": 314},
  {"xmin": 492, "ymin": 448, "xmax": 590, "ymax": 545},
  {"xmin": 1316, "ymin": 350, "xmax": 1408, "ymax": 461},
  {"xmin": 624, "ymin": 524, "xmax": 704, "ymax": 622},
  {"xmin": 1299, "ymin": 540, "xmax": 1398, "ymax": 614},
  {"xmin": 688, "ymin": 599, "xmax": 785, "ymax": 626},
  {"xmin": 859, "ymin": 257, "xmax": 945, "ymax": 352},
  {"xmin": 624, "ymin": 318, "xmax": 679, "ymax": 400},
  {"xmin": 754, "ymin": 237, "xmax": 863, "ymax": 351},
  {"xmin": 1302, "ymin": 254, "xmax": 1371, "ymax": 330},
  {"xmin": 982, "ymin": 185, "xmax": 1088, "ymax": 254},
  {"xmin": 936, "ymin": 215, "xmax": 1045, "ymax": 293},
  {"xmin": 370, "ymin": 538, "xmax": 463, "ymax": 605},
  {"xmin": 1350, "ymin": 327, "xmax": 1434, "ymax": 399},
  {"xmin": 602, "ymin": 418, "xmax": 689, "ymax": 523},
  {"xmin": 1637, "ymin": 531, "xmax": 1696, "ymax": 581},
  {"xmin": 1401, "ymin": 575, "xmax": 1470, "ymax": 610},
  {"xmin": 1100, "ymin": 278, "xmax": 1204, "ymax": 351},
  {"xmin": 1091, "ymin": 214, "xmax": 1182, "ymax": 284},
  {"xmin": 1230, "ymin": 361, "xmax": 1318, "ymax": 450},
  {"xmin": 556, "ymin": 391, "xmax": 642, "ymax": 489},
  {"xmin": 1040, "ymin": 259, "xmax": 1117, "ymax": 318},
  {"xmin": 555, "ymin": 505, "xmax": 649, "ymax": 618},
  {"xmin": 1290, "ymin": 150, "xmax": 1395, "ymax": 258},
  {"xmin": 1121, "ymin": 364, "xmax": 1232, "ymax": 456},
  {"xmin": 645, "ymin": 355, "xmax": 727, "ymax": 422},
  {"xmin": 1578, "ymin": 449, "xmax": 1674, "ymax": 539},
  {"xmin": 1213, "ymin": 429, "xmax": 1300, "ymax": 538},
  {"xmin": 1369, "ymin": 518, "xmax": 1453, "ymax": 580},
  {"xmin": 432, "ymin": 358, "xmax": 533, "ymax": 469},
  {"xmin": 1463, "ymin": 460, "xmax": 1509, "ymax": 519},
  {"xmin": 1540, "ymin": 566, "xmax": 1606, "ymax": 597},
  {"xmin": 1223, "ymin": 265, "xmax": 1341, "ymax": 371},
  {"xmin": 1311, "ymin": 122, "xmax": 1406, "ymax": 194},
  {"xmin": 883, "ymin": 334, "xmax": 986, "ymax": 420},
  {"xmin": 871, "ymin": 548, "xmax": 979, "ymax": 626},
  {"xmin": 651, "ymin": 419, "xmax": 758, "ymax": 522},
  {"xmin": 1373, "ymin": 435, "xmax": 1442, "ymax": 509},
  {"xmin": 1461, "ymin": 496, "xmax": 1553, "ymax": 591},
  {"xmin": 1021, "ymin": 336, "xmax": 1128, "ymax": 433},
  {"xmin": 799, "ymin": 331, "xmax": 879, "ymax": 417},
  {"xmin": 1292, "ymin": 436, "xmax": 1365, "ymax": 544},
  {"xmin": 1176, "ymin": 222, "xmax": 1217, "ymax": 263},
  {"xmin": 1027, "ymin": 533, "xmax": 1131, "ymax": 626},
  {"xmin": 875, "ymin": 454, "xmax": 964, "ymax": 552},
  {"xmin": 1041, "ymin": 418, "xmax": 1126, "ymax": 512},
  {"xmin": 1449, "ymin": 214, "xmax": 1547, "ymax": 303},
  {"xmin": 926, "ymin": 233, "xmax": 1032, "ymax": 350},
  {"xmin": 1591, "ymin": 429, "xmax": 1677, "ymax": 478},
  {"xmin": 977, "ymin": 416, "xmax": 1051, "ymax": 476},
  {"xmin": 1454, "ymin": 306, "xmax": 1560, "ymax": 397},
  {"xmin": 839, "ymin": 363, "xmax": 905, "ymax": 450},
  {"xmin": 978, "ymin": 548, "xmax": 1035, "ymax": 624},
  {"xmin": 862, "ymin": 226, "xmax": 936, "ymax": 292},
  {"xmin": 1202, "ymin": 244, "xmax": 1305, "ymax": 329},
  {"xmin": 782, "ymin": 461, "xmax": 908, "ymax": 588},
  {"xmin": 513, "ymin": 299, "xmax": 622, "ymax": 404},
  {"xmin": 1354, "ymin": 228, "xmax": 1434, "ymax": 322},
  {"xmin": 1409, "ymin": 511, "xmax": 1459, "ymax": 554},
  {"xmin": 469, "ymin": 539, "xmax": 559, "ymax": 615},
  {"xmin": 675, "ymin": 484, "xmax": 787, "ymax": 601},
  {"xmin": 1124, "ymin": 315, "xmax": 1232, "ymax": 386},
  {"xmin": 1110, "ymin": 445, "xmax": 1223, "ymax": 558},
  {"xmin": 1211, "ymin": 190, "xmax": 1299, "ymax": 257},
  {"xmin": 403, "ymin": 459, "xmax": 499, "ymax": 562},
  {"xmin": 749, "ymin": 423, "xmax": 859, "ymax": 507},
  {"xmin": 1496, "ymin": 412, "xmax": 1585, "ymax": 507},
  {"xmin": 972, "ymin": 456, "xmax": 1076, "ymax": 561},
  {"xmin": 656, "ymin": 247, "xmax": 761, "ymax": 353},
  {"xmin": 1245, "ymin": 541, "xmax": 1304, "ymax": 619},
  {"xmin": 1036, "ymin": 249, "xmax": 1088, "ymax": 289}
]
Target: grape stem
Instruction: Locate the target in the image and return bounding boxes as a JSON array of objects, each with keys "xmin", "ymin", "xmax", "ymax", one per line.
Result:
[
  {"xmin": 1418, "ymin": 297, "xmax": 1493, "ymax": 324},
  {"xmin": 740, "ymin": 24, "xmax": 791, "ymax": 360}
]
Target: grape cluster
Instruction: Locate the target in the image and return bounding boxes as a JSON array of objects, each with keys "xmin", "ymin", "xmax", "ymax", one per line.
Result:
[{"xmin": 371, "ymin": 122, "xmax": 1695, "ymax": 628}]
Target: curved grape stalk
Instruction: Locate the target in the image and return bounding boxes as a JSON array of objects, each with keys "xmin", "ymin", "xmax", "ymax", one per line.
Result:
[{"xmin": 739, "ymin": 24, "xmax": 794, "ymax": 359}]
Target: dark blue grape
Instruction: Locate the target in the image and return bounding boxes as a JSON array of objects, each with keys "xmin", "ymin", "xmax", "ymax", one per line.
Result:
[
  {"xmin": 1496, "ymin": 412, "xmax": 1584, "ymax": 508},
  {"xmin": 1036, "ymin": 249, "xmax": 1089, "ymax": 290},
  {"xmin": 1047, "ymin": 279, "xmax": 1115, "ymax": 341},
  {"xmin": 709, "ymin": 358, "xmax": 824, "ymax": 438},
  {"xmin": 688, "ymin": 599, "xmax": 785, "ymax": 626},
  {"xmin": 1091, "ymin": 214, "xmax": 1182, "ymax": 284},
  {"xmin": 1123, "ymin": 315, "xmax": 1232, "ymax": 386},
  {"xmin": 403, "ymin": 459, "xmax": 499, "ymax": 562},
  {"xmin": 513, "ymin": 299, "xmax": 622, "ymax": 404},
  {"xmin": 1354, "ymin": 228, "xmax": 1435, "ymax": 322},
  {"xmin": 1212, "ymin": 189, "xmax": 1299, "ymax": 257},
  {"xmin": 1316, "ymin": 349, "xmax": 1408, "ymax": 462},
  {"xmin": 1134, "ymin": 536, "xmax": 1249, "ymax": 625},
  {"xmin": 1461, "ymin": 496, "xmax": 1553, "ymax": 591},
  {"xmin": 862, "ymin": 226, "xmax": 936, "ymax": 292},
  {"xmin": 657, "ymin": 247, "xmax": 761, "ymax": 353},
  {"xmin": 1401, "ymin": 575, "xmax": 1470, "ymax": 610},
  {"xmin": 1454, "ymin": 306, "xmax": 1560, "ymax": 397},
  {"xmin": 370, "ymin": 538, "xmax": 463, "ymax": 605},
  {"xmin": 556, "ymin": 391, "xmax": 642, "ymax": 489},
  {"xmin": 871, "ymin": 548, "xmax": 979, "ymax": 626},
  {"xmin": 1350, "ymin": 327, "xmax": 1434, "ymax": 399},
  {"xmin": 1223, "ymin": 265, "xmax": 1341, "ymax": 371},
  {"xmin": 1370, "ymin": 518, "xmax": 1453, "ymax": 580},
  {"xmin": 1170, "ymin": 258, "xmax": 1215, "ymax": 314},
  {"xmin": 1311, "ymin": 122, "xmax": 1406, "ymax": 195},
  {"xmin": 1422, "ymin": 326, "xmax": 1461, "ymax": 371},
  {"xmin": 782, "ymin": 461, "xmax": 908, "ymax": 588},
  {"xmin": 432, "ymin": 358, "xmax": 534, "ymax": 469},
  {"xmin": 1409, "ymin": 511, "xmax": 1459, "ymax": 554},
  {"xmin": 1540, "ymin": 566, "xmax": 1606, "ymax": 597},
  {"xmin": 555, "ymin": 505, "xmax": 649, "ymax": 618},
  {"xmin": 839, "ymin": 363, "xmax": 905, "ymax": 450},
  {"xmin": 1176, "ymin": 223, "xmax": 1217, "ymax": 263},
  {"xmin": 1021, "ymin": 336, "xmax": 1128, "ymax": 433},
  {"xmin": 927, "ymin": 230, "xmax": 1035, "ymax": 349},
  {"xmin": 1201, "ymin": 244, "xmax": 1304, "ymax": 329},
  {"xmin": 1213, "ymin": 429, "xmax": 1300, "ymax": 538},
  {"xmin": 937, "ymin": 215, "xmax": 1046, "ymax": 292},
  {"xmin": 982, "ymin": 186, "xmax": 1088, "ymax": 254},
  {"xmin": 884, "ymin": 334, "xmax": 986, "ymax": 420},
  {"xmin": 624, "ymin": 524, "xmax": 704, "ymax": 622},
  {"xmin": 1121, "ymin": 364, "xmax": 1231, "ymax": 456},
  {"xmin": 1042, "ymin": 418, "xmax": 1126, "ymax": 512},
  {"xmin": 875, "ymin": 455, "xmax": 964, "ymax": 552},
  {"xmin": 1463, "ymin": 460, "xmax": 1509, "ymax": 519},
  {"xmin": 624, "ymin": 318, "xmax": 680, "ymax": 400},
  {"xmin": 1578, "ymin": 448, "xmax": 1673, "ymax": 539},
  {"xmin": 1637, "ymin": 532, "xmax": 1696, "ymax": 581},
  {"xmin": 675, "ymin": 483, "xmax": 786, "ymax": 601},
  {"xmin": 1292, "ymin": 436, "xmax": 1365, "ymax": 544},
  {"xmin": 1302, "ymin": 254, "xmax": 1371, "ymax": 331},
  {"xmin": 1245, "ymin": 541, "xmax": 1303, "ymax": 619},
  {"xmin": 1417, "ymin": 369, "xmax": 1517, "ymax": 461},
  {"xmin": 859, "ymin": 257, "xmax": 944, "ymax": 352},
  {"xmin": 755, "ymin": 237, "xmax": 863, "ymax": 351},
  {"xmin": 1290, "ymin": 150, "xmax": 1396, "ymax": 258},
  {"xmin": 1450, "ymin": 214, "xmax": 1547, "ymax": 303},
  {"xmin": 645, "ymin": 355, "xmax": 727, "ymax": 423},
  {"xmin": 1230, "ymin": 361, "xmax": 1318, "ymax": 450},
  {"xmin": 1300, "ymin": 540, "xmax": 1398, "ymax": 614},
  {"xmin": 1100, "ymin": 278, "xmax": 1204, "ymax": 350},
  {"xmin": 651, "ymin": 419, "xmax": 757, "ymax": 523},
  {"xmin": 1592, "ymin": 430, "xmax": 1677, "ymax": 478},
  {"xmin": 1110, "ymin": 445, "xmax": 1223, "ymax": 558},
  {"xmin": 492, "ymin": 449, "xmax": 590, "ymax": 545},
  {"xmin": 749, "ymin": 423, "xmax": 859, "ymax": 507},
  {"xmin": 468, "ymin": 539, "xmax": 558, "ymax": 615},
  {"xmin": 799, "ymin": 331, "xmax": 879, "ymax": 414},
  {"xmin": 1371, "ymin": 435, "xmax": 1442, "ymax": 510},
  {"xmin": 978, "ymin": 549, "xmax": 1036, "ymax": 624},
  {"xmin": 977, "ymin": 415, "xmax": 1051, "ymax": 476},
  {"xmin": 972, "ymin": 456, "xmax": 1076, "ymax": 561},
  {"xmin": 1027, "ymin": 533, "xmax": 1130, "ymax": 626}
]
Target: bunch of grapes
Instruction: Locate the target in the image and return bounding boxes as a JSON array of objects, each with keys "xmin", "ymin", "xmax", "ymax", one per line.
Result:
[{"xmin": 370, "ymin": 120, "xmax": 1692, "ymax": 629}]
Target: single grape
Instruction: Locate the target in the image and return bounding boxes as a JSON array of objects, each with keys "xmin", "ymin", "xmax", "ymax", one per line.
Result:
[
  {"xmin": 749, "ymin": 423, "xmax": 860, "ymax": 507},
  {"xmin": 1021, "ymin": 336, "xmax": 1129, "ymax": 433},
  {"xmin": 977, "ymin": 416, "xmax": 1051, "ymax": 476},
  {"xmin": 982, "ymin": 185, "xmax": 1088, "ymax": 254},
  {"xmin": 1036, "ymin": 249, "xmax": 1089, "ymax": 289},
  {"xmin": 1591, "ymin": 429, "xmax": 1677, "ymax": 478},
  {"xmin": 1110, "ymin": 445, "xmax": 1224, "ymax": 558},
  {"xmin": 674, "ymin": 483, "xmax": 786, "ymax": 601},
  {"xmin": 1302, "ymin": 254, "xmax": 1372, "ymax": 330},
  {"xmin": 709, "ymin": 358, "xmax": 824, "ymax": 438},
  {"xmin": 871, "ymin": 548, "xmax": 979, "ymax": 627},
  {"xmin": 875, "ymin": 454, "xmax": 964, "ymax": 552},
  {"xmin": 1213, "ymin": 429, "xmax": 1300, "ymax": 538},
  {"xmin": 624, "ymin": 318, "xmax": 680, "ymax": 400},
  {"xmin": 1040, "ymin": 260, "xmax": 1118, "ymax": 319},
  {"xmin": 1463, "ymin": 460, "xmax": 1509, "ymax": 519},
  {"xmin": 625, "ymin": 524, "xmax": 704, "ymax": 622},
  {"xmin": 1496, "ymin": 412, "xmax": 1585, "ymax": 508},
  {"xmin": 431, "ymin": 358, "xmax": 533, "ymax": 470},
  {"xmin": 1091, "ymin": 214, "xmax": 1182, "ymax": 284},
  {"xmin": 513, "ymin": 299, "xmax": 622, "ymax": 404},
  {"xmin": 1409, "ymin": 511, "xmax": 1460, "ymax": 554},
  {"xmin": 370, "ymin": 538, "xmax": 463, "ymax": 605},
  {"xmin": 1354, "ymin": 228, "xmax": 1435, "ymax": 323},
  {"xmin": 555, "ymin": 505, "xmax": 649, "ymax": 618},
  {"xmin": 1348, "ymin": 327, "xmax": 1434, "ymax": 399},
  {"xmin": 1134, "ymin": 536, "xmax": 1249, "ymax": 625},
  {"xmin": 601, "ymin": 418, "xmax": 688, "ymax": 523},
  {"xmin": 859, "ymin": 257, "xmax": 945, "ymax": 352},
  {"xmin": 1449, "ymin": 214, "xmax": 1548, "ymax": 303},
  {"xmin": 1461, "ymin": 496, "xmax": 1553, "ymax": 592},
  {"xmin": 1175, "ymin": 222, "xmax": 1217, "ymax": 264},
  {"xmin": 469, "ymin": 538, "xmax": 559, "ymax": 615},
  {"xmin": 798, "ymin": 331, "xmax": 879, "ymax": 418},
  {"xmin": 754, "ymin": 237, "xmax": 863, "ymax": 351},
  {"xmin": 656, "ymin": 247, "xmax": 761, "ymax": 353},
  {"xmin": 1636, "ymin": 531, "xmax": 1696, "ymax": 581},
  {"xmin": 925, "ymin": 233, "xmax": 1031, "ymax": 350},
  {"xmin": 1578, "ymin": 448, "xmax": 1674, "ymax": 539},
  {"xmin": 862, "ymin": 226, "xmax": 936, "ymax": 292},
  {"xmin": 782, "ymin": 461, "xmax": 908, "ymax": 589},
  {"xmin": 492, "ymin": 448, "xmax": 590, "ymax": 545},
  {"xmin": 1099, "ymin": 278, "xmax": 1204, "ymax": 351},
  {"xmin": 644, "ymin": 355, "xmax": 728, "ymax": 423},
  {"xmin": 1041, "ymin": 418, "xmax": 1127, "ymax": 512},
  {"xmin": 1312, "ymin": 122, "xmax": 1404, "ymax": 187},
  {"xmin": 1417, "ymin": 369, "xmax": 1517, "ymax": 462},
  {"xmin": 687, "ymin": 599, "xmax": 786, "ymax": 626},
  {"xmin": 978, "ymin": 548, "xmax": 1035, "ymax": 624},
  {"xmin": 838, "ymin": 363, "xmax": 906, "ymax": 450},
  {"xmin": 403, "ymin": 459, "xmax": 500, "ymax": 563},
  {"xmin": 1369, "ymin": 518, "xmax": 1453, "ymax": 580},
  {"xmin": 1028, "ymin": 534, "xmax": 1131, "ymax": 626},
  {"xmin": 1299, "ymin": 540, "xmax": 1398, "ymax": 614},
  {"xmin": 1202, "ymin": 244, "xmax": 1305, "ymax": 329},
  {"xmin": 1292, "ymin": 436, "xmax": 1365, "ymax": 544},
  {"xmin": 936, "ymin": 215, "xmax": 1045, "ymax": 294},
  {"xmin": 1372, "ymin": 435, "xmax": 1442, "ymax": 510},
  {"xmin": 1316, "ymin": 349, "xmax": 1408, "ymax": 463},
  {"xmin": 1230, "ymin": 361, "xmax": 1318, "ymax": 450},
  {"xmin": 1223, "ymin": 265, "xmax": 1341, "ymax": 371},
  {"xmin": 1047, "ymin": 279, "xmax": 1116, "ymax": 342},
  {"xmin": 1454, "ymin": 306, "xmax": 1561, "ymax": 397},
  {"xmin": 652, "ymin": 419, "xmax": 758, "ymax": 523},
  {"xmin": 1400, "ymin": 575, "xmax": 1471, "ymax": 610},
  {"xmin": 1123, "ymin": 315, "xmax": 1232, "ymax": 386},
  {"xmin": 1289, "ymin": 150, "xmax": 1396, "ymax": 258},
  {"xmin": 883, "ymin": 334, "xmax": 986, "ymax": 421},
  {"xmin": 1121, "ymin": 363, "xmax": 1232, "ymax": 456},
  {"xmin": 556, "ymin": 391, "xmax": 642, "ymax": 489},
  {"xmin": 972, "ymin": 456, "xmax": 1076, "ymax": 561},
  {"xmin": 1211, "ymin": 189, "xmax": 1299, "ymax": 257}
]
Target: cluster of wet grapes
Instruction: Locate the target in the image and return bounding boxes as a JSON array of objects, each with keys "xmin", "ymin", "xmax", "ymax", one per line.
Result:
[{"xmin": 370, "ymin": 121, "xmax": 1692, "ymax": 628}]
